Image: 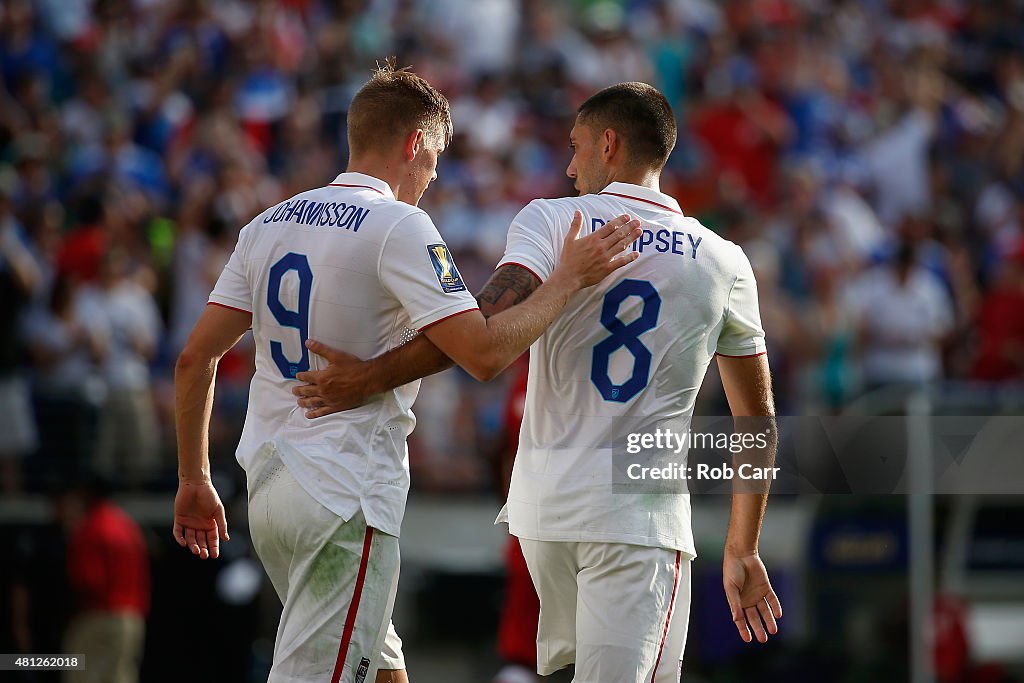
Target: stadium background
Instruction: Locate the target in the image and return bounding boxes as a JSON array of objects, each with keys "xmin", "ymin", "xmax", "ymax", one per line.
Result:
[{"xmin": 1, "ymin": 0, "xmax": 1024, "ymax": 681}]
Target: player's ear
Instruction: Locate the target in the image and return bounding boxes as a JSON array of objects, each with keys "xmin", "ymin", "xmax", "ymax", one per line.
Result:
[
  {"xmin": 403, "ymin": 129, "xmax": 424, "ymax": 161},
  {"xmin": 601, "ymin": 128, "xmax": 618, "ymax": 162}
]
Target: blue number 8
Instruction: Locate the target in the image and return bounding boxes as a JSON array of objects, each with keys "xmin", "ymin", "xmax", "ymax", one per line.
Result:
[
  {"xmin": 591, "ymin": 279, "xmax": 661, "ymax": 403},
  {"xmin": 267, "ymin": 252, "xmax": 313, "ymax": 378}
]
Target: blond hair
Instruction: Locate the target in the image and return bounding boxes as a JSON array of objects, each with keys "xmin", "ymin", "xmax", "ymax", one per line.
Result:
[{"xmin": 347, "ymin": 59, "xmax": 453, "ymax": 156}]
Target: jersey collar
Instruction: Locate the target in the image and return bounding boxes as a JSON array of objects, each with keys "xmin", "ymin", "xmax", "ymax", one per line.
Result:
[
  {"xmin": 598, "ymin": 182, "xmax": 683, "ymax": 215},
  {"xmin": 330, "ymin": 172, "xmax": 395, "ymax": 200}
]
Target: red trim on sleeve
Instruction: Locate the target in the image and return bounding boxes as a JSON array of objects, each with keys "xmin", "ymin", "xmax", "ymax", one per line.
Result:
[
  {"xmin": 499, "ymin": 262, "xmax": 544, "ymax": 284},
  {"xmin": 715, "ymin": 351, "xmax": 768, "ymax": 358},
  {"xmin": 650, "ymin": 550, "xmax": 682, "ymax": 683},
  {"xmin": 208, "ymin": 301, "xmax": 252, "ymax": 315},
  {"xmin": 329, "ymin": 183, "xmax": 386, "ymax": 196},
  {"xmin": 418, "ymin": 306, "xmax": 480, "ymax": 332},
  {"xmin": 599, "ymin": 191, "xmax": 683, "ymax": 215},
  {"xmin": 331, "ymin": 526, "xmax": 375, "ymax": 683}
]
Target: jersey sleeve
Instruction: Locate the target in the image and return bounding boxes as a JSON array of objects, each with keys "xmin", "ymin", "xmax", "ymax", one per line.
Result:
[
  {"xmin": 496, "ymin": 200, "xmax": 559, "ymax": 282},
  {"xmin": 379, "ymin": 211, "xmax": 479, "ymax": 330},
  {"xmin": 208, "ymin": 225, "xmax": 254, "ymax": 313},
  {"xmin": 716, "ymin": 246, "xmax": 767, "ymax": 357}
]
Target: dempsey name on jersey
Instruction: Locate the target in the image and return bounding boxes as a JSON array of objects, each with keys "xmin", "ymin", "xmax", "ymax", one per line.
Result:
[
  {"xmin": 263, "ymin": 197, "xmax": 371, "ymax": 232},
  {"xmin": 591, "ymin": 217, "xmax": 702, "ymax": 259}
]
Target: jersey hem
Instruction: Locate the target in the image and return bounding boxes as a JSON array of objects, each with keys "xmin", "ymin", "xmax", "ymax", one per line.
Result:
[
  {"xmin": 497, "ymin": 261, "xmax": 545, "ymax": 284},
  {"xmin": 207, "ymin": 299, "xmax": 253, "ymax": 315},
  {"xmin": 715, "ymin": 350, "xmax": 768, "ymax": 358},
  {"xmin": 537, "ymin": 658, "xmax": 575, "ymax": 677},
  {"xmin": 272, "ymin": 447, "xmax": 363, "ymax": 524},
  {"xmin": 497, "ymin": 255, "xmax": 552, "ymax": 282},
  {"xmin": 415, "ymin": 304, "xmax": 479, "ymax": 332}
]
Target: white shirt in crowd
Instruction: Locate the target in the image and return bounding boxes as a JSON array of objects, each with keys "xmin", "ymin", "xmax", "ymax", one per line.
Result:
[
  {"xmin": 845, "ymin": 265, "xmax": 953, "ymax": 385},
  {"xmin": 862, "ymin": 109, "xmax": 935, "ymax": 228},
  {"xmin": 78, "ymin": 280, "xmax": 162, "ymax": 391}
]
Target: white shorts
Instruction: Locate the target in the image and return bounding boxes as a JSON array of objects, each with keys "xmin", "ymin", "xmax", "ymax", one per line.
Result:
[
  {"xmin": 518, "ymin": 538, "xmax": 691, "ymax": 683},
  {"xmin": 249, "ymin": 458, "xmax": 405, "ymax": 682},
  {"xmin": 380, "ymin": 620, "xmax": 405, "ymax": 670}
]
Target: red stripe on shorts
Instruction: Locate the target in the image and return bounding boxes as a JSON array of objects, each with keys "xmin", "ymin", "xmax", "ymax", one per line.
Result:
[
  {"xmin": 650, "ymin": 550, "xmax": 682, "ymax": 683},
  {"xmin": 330, "ymin": 526, "xmax": 375, "ymax": 683}
]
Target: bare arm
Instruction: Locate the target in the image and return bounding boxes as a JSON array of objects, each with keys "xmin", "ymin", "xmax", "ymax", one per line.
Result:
[
  {"xmin": 475, "ymin": 262, "xmax": 545, "ymax": 316},
  {"xmin": 420, "ymin": 216, "xmax": 622, "ymax": 381},
  {"xmin": 385, "ymin": 212, "xmax": 636, "ymax": 380},
  {"xmin": 172, "ymin": 303, "xmax": 251, "ymax": 559},
  {"xmin": 717, "ymin": 353, "xmax": 783, "ymax": 644},
  {"xmin": 293, "ymin": 212, "xmax": 636, "ymax": 415},
  {"xmin": 295, "ymin": 262, "xmax": 542, "ymax": 416}
]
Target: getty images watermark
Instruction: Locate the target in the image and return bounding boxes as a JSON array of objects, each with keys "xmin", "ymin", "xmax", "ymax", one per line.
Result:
[
  {"xmin": 624, "ymin": 427, "xmax": 778, "ymax": 484},
  {"xmin": 610, "ymin": 415, "xmax": 1024, "ymax": 495},
  {"xmin": 612, "ymin": 416, "xmax": 777, "ymax": 495}
]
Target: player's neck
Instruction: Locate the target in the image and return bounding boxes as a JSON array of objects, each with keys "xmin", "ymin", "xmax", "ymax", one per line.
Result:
[
  {"xmin": 606, "ymin": 167, "xmax": 661, "ymax": 193},
  {"xmin": 345, "ymin": 157, "xmax": 405, "ymax": 197}
]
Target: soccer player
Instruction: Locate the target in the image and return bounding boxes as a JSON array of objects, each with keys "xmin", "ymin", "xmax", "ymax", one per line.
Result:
[
  {"xmin": 293, "ymin": 82, "xmax": 782, "ymax": 682},
  {"xmin": 172, "ymin": 64, "xmax": 641, "ymax": 683}
]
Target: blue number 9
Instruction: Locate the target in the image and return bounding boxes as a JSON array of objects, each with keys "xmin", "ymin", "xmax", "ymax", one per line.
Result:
[{"xmin": 267, "ymin": 252, "xmax": 313, "ymax": 378}]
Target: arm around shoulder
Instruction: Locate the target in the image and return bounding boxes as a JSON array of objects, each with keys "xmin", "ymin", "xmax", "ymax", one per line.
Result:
[{"xmin": 422, "ymin": 212, "xmax": 640, "ymax": 381}]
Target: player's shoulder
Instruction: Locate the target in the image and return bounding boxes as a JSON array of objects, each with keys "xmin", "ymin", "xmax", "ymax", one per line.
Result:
[
  {"xmin": 380, "ymin": 203, "xmax": 436, "ymax": 233},
  {"xmin": 513, "ymin": 195, "xmax": 599, "ymax": 231},
  {"xmin": 682, "ymin": 215, "xmax": 749, "ymax": 264},
  {"xmin": 521, "ymin": 194, "xmax": 599, "ymax": 215},
  {"xmin": 525, "ymin": 194, "xmax": 603, "ymax": 215}
]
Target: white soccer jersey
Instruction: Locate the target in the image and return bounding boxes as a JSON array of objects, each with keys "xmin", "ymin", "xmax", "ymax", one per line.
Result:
[
  {"xmin": 210, "ymin": 172, "xmax": 478, "ymax": 537},
  {"xmin": 497, "ymin": 182, "xmax": 766, "ymax": 557}
]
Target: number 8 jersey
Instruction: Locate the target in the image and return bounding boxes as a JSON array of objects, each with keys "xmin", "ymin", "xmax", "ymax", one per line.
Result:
[
  {"xmin": 496, "ymin": 182, "xmax": 766, "ymax": 558},
  {"xmin": 209, "ymin": 172, "xmax": 478, "ymax": 538}
]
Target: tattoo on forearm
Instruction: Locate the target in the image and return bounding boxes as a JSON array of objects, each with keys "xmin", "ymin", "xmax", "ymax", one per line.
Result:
[{"xmin": 475, "ymin": 265, "xmax": 541, "ymax": 317}]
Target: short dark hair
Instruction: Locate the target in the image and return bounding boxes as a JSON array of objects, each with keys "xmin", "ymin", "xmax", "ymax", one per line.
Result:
[
  {"xmin": 347, "ymin": 59, "xmax": 453, "ymax": 157},
  {"xmin": 577, "ymin": 82, "xmax": 677, "ymax": 169}
]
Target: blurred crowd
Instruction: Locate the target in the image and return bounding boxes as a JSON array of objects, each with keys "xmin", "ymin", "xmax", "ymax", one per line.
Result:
[{"xmin": 2, "ymin": 0, "xmax": 1024, "ymax": 496}]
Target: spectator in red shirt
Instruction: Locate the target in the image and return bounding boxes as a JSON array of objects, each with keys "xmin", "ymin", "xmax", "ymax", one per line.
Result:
[
  {"xmin": 55, "ymin": 194, "xmax": 107, "ymax": 284},
  {"xmin": 972, "ymin": 243, "xmax": 1024, "ymax": 382},
  {"xmin": 691, "ymin": 58, "xmax": 793, "ymax": 208},
  {"xmin": 56, "ymin": 474, "xmax": 150, "ymax": 683}
]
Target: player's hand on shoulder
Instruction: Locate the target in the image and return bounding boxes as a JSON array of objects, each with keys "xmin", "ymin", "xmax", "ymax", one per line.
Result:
[
  {"xmin": 722, "ymin": 550, "xmax": 782, "ymax": 644},
  {"xmin": 173, "ymin": 479, "xmax": 229, "ymax": 560},
  {"xmin": 551, "ymin": 211, "xmax": 641, "ymax": 290},
  {"xmin": 293, "ymin": 339, "xmax": 373, "ymax": 418}
]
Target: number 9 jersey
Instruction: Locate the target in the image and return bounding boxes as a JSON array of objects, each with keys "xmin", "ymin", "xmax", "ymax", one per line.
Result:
[
  {"xmin": 208, "ymin": 172, "xmax": 479, "ymax": 538},
  {"xmin": 496, "ymin": 182, "xmax": 766, "ymax": 558}
]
